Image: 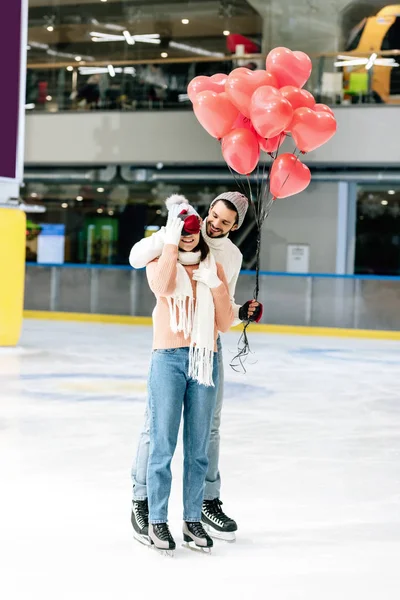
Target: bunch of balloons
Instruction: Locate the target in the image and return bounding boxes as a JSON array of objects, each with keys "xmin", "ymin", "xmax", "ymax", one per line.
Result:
[{"xmin": 188, "ymin": 47, "xmax": 337, "ymax": 201}]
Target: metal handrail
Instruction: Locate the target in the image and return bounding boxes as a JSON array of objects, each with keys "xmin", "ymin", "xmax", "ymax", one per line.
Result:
[{"xmin": 26, "ymin": 49, "xmax": 400, "ymax": 70}]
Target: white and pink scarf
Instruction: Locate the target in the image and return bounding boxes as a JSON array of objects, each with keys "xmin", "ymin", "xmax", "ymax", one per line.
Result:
[{"xmin": 165, "ymin": 250, "xmax": 217, "ymax": 387}]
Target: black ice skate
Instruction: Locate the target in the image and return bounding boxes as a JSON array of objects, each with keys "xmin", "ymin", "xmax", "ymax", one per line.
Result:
[
  {"xmin": 182, "ymin": 521, "xmax": 213, "ymax": 553},
  {"xmin": 148, "ymin": 523, "xmax": 176, "ymax": 556},
  {"xmin": 201, "ymin": 499, "xmax": 237, "ymax": 542},
  {"xmin": 131, "ymin": 499, "xmax": 151, "ymax": 546}
]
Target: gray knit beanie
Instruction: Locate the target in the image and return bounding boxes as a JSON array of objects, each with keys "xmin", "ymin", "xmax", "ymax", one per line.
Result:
[{"xmin": 210, "ymin": 191, "xmax": 249, "ymax": 229}]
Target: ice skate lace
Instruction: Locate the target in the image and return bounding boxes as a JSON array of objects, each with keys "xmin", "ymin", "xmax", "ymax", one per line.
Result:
[
  {"xmin": 134, "ymin": 499, "xmax": 149, "ymax": 528},
  {"xmin": 154, "ymin": 523, "xmax": 174, "ymax": 542},
  {"xmin": 203, "ymin": 499, "xmax": 232, "ymax": 524},
  {"xmin": 187, "ymin": 521, "xmax": 208, "ymax": 538}
]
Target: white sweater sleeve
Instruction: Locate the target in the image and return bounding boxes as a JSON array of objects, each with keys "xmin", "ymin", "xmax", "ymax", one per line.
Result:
[
  {"xmin": 227, "ymin": 251, "xmax": 243, "ymax": 328},
  {"xmin": 129, "ymin": 227, "xmax": 166, "ymax": 269}
]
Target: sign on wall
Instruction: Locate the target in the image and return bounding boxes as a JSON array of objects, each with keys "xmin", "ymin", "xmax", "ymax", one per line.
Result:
[
  {"xmin": 0, "ymin": 0, "xmax": 27, "ymax": 185},
  {"xmin": 37, "ymin": 224, "xmax": 65, "ymax": 265},
  {"xmin": 286, "ymin": 244, "xmax": 310, "ymax": 273}
]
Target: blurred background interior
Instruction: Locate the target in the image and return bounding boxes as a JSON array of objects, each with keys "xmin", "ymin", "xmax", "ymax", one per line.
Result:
[{"xmin": 18, "ymin": 1, "xmax": 400, "ymax": 332}]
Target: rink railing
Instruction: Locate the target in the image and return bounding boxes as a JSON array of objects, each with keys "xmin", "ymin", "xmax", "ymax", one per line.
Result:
[{"xmin": 25, "ymin": 264, "xmax": 400, "ymax": 332}]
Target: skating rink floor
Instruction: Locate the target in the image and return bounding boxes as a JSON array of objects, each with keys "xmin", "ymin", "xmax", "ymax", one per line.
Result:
[{"xmin": 1, "ymin": 319, "xmax": 400, "ymax": 600}]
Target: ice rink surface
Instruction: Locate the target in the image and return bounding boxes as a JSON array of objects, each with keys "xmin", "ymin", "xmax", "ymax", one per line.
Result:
[{"xmin": 1, "ymin": 319, "xmax": 400, "ymax": 600}]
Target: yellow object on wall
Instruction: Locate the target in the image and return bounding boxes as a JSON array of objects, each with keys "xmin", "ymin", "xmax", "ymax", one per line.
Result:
[{"xmin": 0, "ymin": 208, "xmax": 26, "ymax": 346}]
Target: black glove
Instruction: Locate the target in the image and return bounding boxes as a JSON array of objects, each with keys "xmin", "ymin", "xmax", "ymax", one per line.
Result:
[{"xmin": 239, "ymin": 300, "xmax": 263, "ymax": 323}]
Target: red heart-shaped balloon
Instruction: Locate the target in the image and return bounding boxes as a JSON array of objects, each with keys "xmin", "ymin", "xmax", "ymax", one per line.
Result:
[
  {"xmin": 270, "ymin": 153, "xmax": 311, "ymax": 199},
  {"xmin": 280, "ymin": 86, "xmax": 315, "ymax": 111},
  {"xmin": 222, "ymin": 128, "xmax": 260, "ymax": 175},
  {"xmin": 187, "ymin": 75, "xmax": 226, "ymax": 102},
  {"xmin": 266, "ymin": 47, "xmax": 312, "ymax": 88},
  {"xmin": 210, "ymin": 73, "xmax": 228, "ymax": 85},
  {"xmin": 194, "ymin": 91, "xmax": 239, "ymax": 139},
  {"xmin": 258, "ymin": 132, "xmax": 285, "ymax": 154},
  {"xmin": 225, "ymin": 68, "xmax": 278, "ymax": 118},
  {"xmin": 250, "ymin": 86, "xmax": 293, "ymax": 139},
  {"xmin": 314, "ymin": 103, "xmax": 335, "ymax": 116},
  {"xmin": 291, "ymin": 107, "xmax": 337, "ymax": 153}
]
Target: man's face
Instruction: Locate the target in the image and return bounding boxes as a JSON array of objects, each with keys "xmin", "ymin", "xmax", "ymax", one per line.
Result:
[{"xmin": 206, "ymin": 201, "xmax": 238, "ymax": 238}]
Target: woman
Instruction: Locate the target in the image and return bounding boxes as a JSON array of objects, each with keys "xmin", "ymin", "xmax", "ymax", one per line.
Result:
[{"xmin": 145, "ymin": 201, "xmax": 234, "ymax": 554}]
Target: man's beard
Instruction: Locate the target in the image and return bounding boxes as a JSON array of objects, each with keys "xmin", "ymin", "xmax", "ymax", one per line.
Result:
[{"xmin": 206, "ymin": 222, "xmax": 229, "ymax": 239}]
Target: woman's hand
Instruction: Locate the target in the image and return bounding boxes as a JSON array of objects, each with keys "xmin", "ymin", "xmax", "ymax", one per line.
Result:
[
  {"xmin": 193, "ymin": 267, "xmax": 222, "ymax": 289},
  {"xmin": 164, "ymin": 217, "xmax": 184, "ymax": 246}
]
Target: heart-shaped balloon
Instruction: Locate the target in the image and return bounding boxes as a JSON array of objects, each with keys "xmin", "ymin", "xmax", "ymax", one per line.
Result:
[
  {"xmin": 270, "ymin": 153, "xmax": 311, "ymax": 199},
  {"xmin": 225, "ymin": 68, "xmax": 278, "ymax": 118},
  {"xmin": 193, "ymin": 91, "xmax": 239, "ymax": 139},
  {"xmin": 280, "ymin": 86, "xmax": 315, "ymax": 111},
  {"xmin": 250, "ymin": 86, "xmax": 293, "ymax": 139},
  {"xmin": 314, "ymin": 103, "xmax": 335, "ymax": 116},
  {"xmin": 258, "ymin": 132, "xmax": 285, "ymax": 154},
  {"xmin": 221, "ymin": 128, "xmax": 260, "ymax": 175},
  {"xmin": 266, "ymin": 47, "xmax": 312, "ymax": 88},
  {"xmin": 291, "ymin": 107, "xmax": 337, "ymax": 153},
  {"xmin": 232, "ymin": 113, "xmax": 256, "ymax": 133},
  {"xmin": 187, "ymin": 75, "xmax": 226, "ymax": 102},
  {"xmin": 210, "ymin": 73, "xmax": 228, "ymax": 85}
]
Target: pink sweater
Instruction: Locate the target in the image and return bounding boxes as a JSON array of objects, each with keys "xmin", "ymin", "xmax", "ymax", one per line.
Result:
[{"xmin": 146, "ymin": 245, "xmax": 234, "ymax": 351}]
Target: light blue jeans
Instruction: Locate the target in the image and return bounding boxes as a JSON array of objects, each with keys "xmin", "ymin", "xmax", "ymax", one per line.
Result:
[
  {"xmin": 132, "ymin": 337, "xmax": 224, "ymax": 502},
  {"xmin": 146, "ymin": 347, "xmax": 219, "ymax": 523}
]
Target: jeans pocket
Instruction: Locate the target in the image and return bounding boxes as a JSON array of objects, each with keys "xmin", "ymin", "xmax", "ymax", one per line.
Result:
[{"xmin": 153, "ymin": 348, "xmax": 179, "ymax": 355}]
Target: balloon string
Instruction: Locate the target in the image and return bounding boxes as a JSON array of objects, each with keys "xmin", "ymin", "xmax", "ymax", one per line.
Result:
[{"xmin": 230, "ymin": 136, "xmax": 299, "ymax": 374}]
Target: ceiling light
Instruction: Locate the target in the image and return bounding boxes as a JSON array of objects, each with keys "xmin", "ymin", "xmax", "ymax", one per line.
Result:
[
  {"xmin": 156, "ymin": 209, "xmax": 162, "ymax": 215},
  {"xmin": 161, "ymin": 52, "xmax": 168, "ymax": 58},
  {"xmin": 223, "ymin": 30, "xmax": 230, "ymax": 36},
  {"xmin": 388, "ymin": 190, "xmax": 396, "ymax": 195},
  {"xmin": 25, "ymin": 103, "xmax": 35, "ymax": 110},
  {"xmin": 47, "ymin": 25, "xmax": 54, "ymax": 32},
  {"xmin": 97, "ymin": 208, "xmax": 104, "ymax": 214},
  {"xmin": 123, "ymin": 30, "xmax": 135, "ymax": 45},
  {"xmin": 100, "ymin": 0, "xmax": 107, "ymax": 2},
  {"xmin": 61, "ymin": 203, "xmax": 68, "ymax": 209},
  {"xmin": 97, "ymin": 187, "xmax": 105, "ymax": 193},
  {"xmin": 108, "ymin": 64, "xmax": 115, "ymax": 77},
  {"xmin": 108, "ymin": 210, "xmax": 114, "ymax": 216},
  {"xmin": 75, "ymin": 56, "xmax": 82, "ymax": 62},
  {"xmin": 381, "ymin": 200, "xmax": 388, "ymax": 206},
  {"xmin": 79, "ymin": 66, "xmax": 136, "ymax": 76},
  {"xmin": 31, "ymin": 193, "xmax": 38, "ymax": 198},
  {"xmin": 46, "ymin": 95, "xmax": 52, "ymax": 101},
  {"xmin": 90, "ymin": 31, "xmax": 160, "ymax": 45},
  {"xmin": 365, "ymin": 52, "xmax": 377, "ymax": 71},
  {"xmin": 182, "ymin": 18, "xmax": 189, "ymax": 24},
  {"xmin": 66, "ymin": 66, "xmax": 73, "ymax": 72},
  {"xmin": 76, "ymin": 195, "xmax": 83, "ymax": 201}
]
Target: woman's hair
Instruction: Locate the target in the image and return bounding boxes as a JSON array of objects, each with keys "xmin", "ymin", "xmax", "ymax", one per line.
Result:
[{"xmin": 197, "ymin": 233, "xmax": 210, "ymax": 261}]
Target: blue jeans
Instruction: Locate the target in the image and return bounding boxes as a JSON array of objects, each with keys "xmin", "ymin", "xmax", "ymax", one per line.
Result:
[
  {"xmin": 147, "ymin": 347, "xmax": 219, "ymax": 523},
  {"xmin": 132, "ymin": 337, "xmax": 224, "ymax": 502}
]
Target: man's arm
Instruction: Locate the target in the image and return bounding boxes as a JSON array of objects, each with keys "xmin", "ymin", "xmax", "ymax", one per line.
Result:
[
  {"xmin": 228, "ymin": 250, "xmax": 263, "ymax": 326},
  {"xmin": 129, "ymin": 227, "xmax": 165, "ymax": 269}
]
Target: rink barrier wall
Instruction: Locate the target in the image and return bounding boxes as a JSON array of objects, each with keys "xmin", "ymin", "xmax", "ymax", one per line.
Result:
[
  {"xmin": 23, "ymin": 311, "xmax": 400, "ymax": 340},
  {"xmin": 24, "ymin": 265, "xmax": 400, "ymax": 333}
]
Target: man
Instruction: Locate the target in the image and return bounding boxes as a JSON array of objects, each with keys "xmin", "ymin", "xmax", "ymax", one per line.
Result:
[{"xmin": 129, "ymin": 192, "xmax": 262, "ymax": 544}]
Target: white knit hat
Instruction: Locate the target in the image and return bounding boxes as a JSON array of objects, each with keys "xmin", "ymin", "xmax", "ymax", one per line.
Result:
[
  {"xmin": 165, "ymin": 194, "xmax": 201, "ymax": 235},
  {"xmin": 165, "ymin": 194, "xmax": 199, "ymax": 219},
  {"xmin": 210, "ymin": 191, "xmax": 249, "ymax": 229}
]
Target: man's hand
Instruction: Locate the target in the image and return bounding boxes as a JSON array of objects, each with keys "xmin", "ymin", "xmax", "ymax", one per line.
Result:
[{"xmin": 239, "ymin": 300, "xmax": 263, "ymax": 323}]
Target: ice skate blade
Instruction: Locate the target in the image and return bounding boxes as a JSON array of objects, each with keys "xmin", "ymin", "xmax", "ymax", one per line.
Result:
[
  {"xmin": 133, "ymin": 529, "xmax": 151, "ymax": 547},
  {"xmin": 203, "ymin": 524, "xmax": 236, "ymax": 543},
  {"xmin": 182, "ymin": 541, "xmax": 212, "ymax": 555},
  {"xmin": 154, "ymin": 547, "xmax": 175, "ymax": 557},
  {"xmin": 149, "ymin": 540, "xmax": 175, "ymax": 557}
]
